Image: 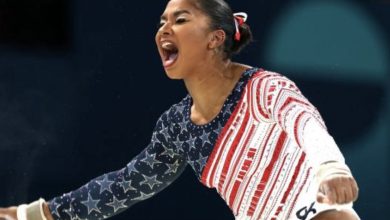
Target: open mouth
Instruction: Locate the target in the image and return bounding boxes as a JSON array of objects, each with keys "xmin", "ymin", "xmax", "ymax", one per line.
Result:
[{"xmin": 161, "ymin": 42, "xmax": 179, "ymax": 68}]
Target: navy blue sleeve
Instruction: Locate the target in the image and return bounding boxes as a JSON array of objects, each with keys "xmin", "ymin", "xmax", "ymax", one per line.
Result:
[{"xmin": 48, "ymin": 111, "xmax": 187, "ymax": 220}]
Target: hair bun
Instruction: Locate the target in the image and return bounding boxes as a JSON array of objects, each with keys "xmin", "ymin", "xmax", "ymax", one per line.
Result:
[{"xmin": 231, "ymin": 22, "xmax": 253, "ymax": 55}]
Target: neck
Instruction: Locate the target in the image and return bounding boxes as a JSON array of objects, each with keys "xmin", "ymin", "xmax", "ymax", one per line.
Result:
[{"xmin": 183, "ymin": 60, "xmax": 249, "ymax": 125}]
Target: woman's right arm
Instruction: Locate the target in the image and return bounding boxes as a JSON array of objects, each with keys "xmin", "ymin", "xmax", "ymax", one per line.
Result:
[
  {"xmin": 49, "ymin": 111, "xmax": 186, "ymax": 220},
  {"xmin": 49, "ymin": 145, "xmax": 186, "ymax": 219},
  {"xmin": 1, "ymin": 112, "xmax": 187, "ymax": 220}
]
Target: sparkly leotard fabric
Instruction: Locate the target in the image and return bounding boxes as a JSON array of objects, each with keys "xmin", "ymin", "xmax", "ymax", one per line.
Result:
[{"xmin": 49, "ymin": 67, "xmax": 345, "ymax": 220}]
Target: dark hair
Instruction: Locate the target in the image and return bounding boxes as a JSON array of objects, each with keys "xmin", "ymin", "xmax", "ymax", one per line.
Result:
[{"xmin": 189, "ymin": 0, "xmax": 253, "ymax": 59}]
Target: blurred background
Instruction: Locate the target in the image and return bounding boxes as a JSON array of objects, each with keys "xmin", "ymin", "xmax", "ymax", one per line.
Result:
[{"xmin": 0, "ymin": 0, "xmax": 388, "ymax": 219}]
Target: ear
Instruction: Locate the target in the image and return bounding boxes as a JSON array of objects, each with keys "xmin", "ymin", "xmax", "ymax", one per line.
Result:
[{"xmin": 208, "ymin": 29, "xmax": 226, "ymax": 49}]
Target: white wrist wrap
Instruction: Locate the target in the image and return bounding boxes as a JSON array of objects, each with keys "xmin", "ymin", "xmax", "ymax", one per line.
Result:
[
  {"xmin": 315, "ymin": 161, "xmax": 352, "ymax": 185},
  {"xmin": 16, "ymin": 204, "xmax": 28, "ymax": 220},
  {"xmin": 17, "ymin": 198, "xmax": 47, "ymax": 220}
]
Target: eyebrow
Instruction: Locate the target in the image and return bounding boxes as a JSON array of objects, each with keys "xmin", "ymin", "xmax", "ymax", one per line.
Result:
[{"xmin": 160, "ymin": 9, "xmax": 191, "ymax": 20}]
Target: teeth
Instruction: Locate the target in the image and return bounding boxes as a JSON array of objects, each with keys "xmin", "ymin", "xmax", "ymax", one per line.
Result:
[{"xmin": 162, "ymin": 42, "xmax": 175, "ymax": 50}]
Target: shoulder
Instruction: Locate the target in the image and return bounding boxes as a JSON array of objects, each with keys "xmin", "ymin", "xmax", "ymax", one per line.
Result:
[
  {"xmin": 248, "ymin": 69, "xmax": 300, "ymax": 93},
  {"xmin": 250, "ymin": 69, "xmax": 290, "ymax": 83},
  {"xmin": 246, "ymin": 69, "xmax": 304, "ymax": 119},
  {"xmin": 158, "ymin": 95, "xmax": 189, "ymax": 125}
]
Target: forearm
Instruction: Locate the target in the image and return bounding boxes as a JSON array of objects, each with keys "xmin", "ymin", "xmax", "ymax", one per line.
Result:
[
  {"xmin": 300, "ymin": 117, "xmax": 345, "ymax": 167},
  {"xmin": 45, "ymin": 113, "xmax": 185, "ymax": 219},
  {"xmin": 47, "ymin": 148, "xmax": 186, "ymax": 219}
]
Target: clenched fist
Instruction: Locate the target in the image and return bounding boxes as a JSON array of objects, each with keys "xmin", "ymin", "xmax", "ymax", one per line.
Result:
[{"xmin": 315, "ymin": 162, "xmax": 359, "ymax": 205}]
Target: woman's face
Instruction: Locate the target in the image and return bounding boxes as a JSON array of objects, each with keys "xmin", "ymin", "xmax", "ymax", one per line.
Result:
[{"xmin": 155, "ymin": 0, "xmax": 215, "ymax": 79}]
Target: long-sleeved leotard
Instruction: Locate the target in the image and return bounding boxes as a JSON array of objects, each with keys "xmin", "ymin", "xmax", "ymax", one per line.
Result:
[
  {"xmin": 48, "ymin": 67, "xmax": 347, "ymax": 220},
  {"xmin": 48, "ymin": 112, "xmax": 189, "ymax": 219}
]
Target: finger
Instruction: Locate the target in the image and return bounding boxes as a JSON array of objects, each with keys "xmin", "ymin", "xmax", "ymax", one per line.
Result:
[
  {"xmin": 343, "ymin": 181, "xmax": 354, "ymax": 203},
  {"xmin": 335, "ymin": 182, "xmax": 346, "ymax": 204},
  {"xmin": 351, "ymin": 178, "xmax": 359, "ymax": 201},
  {"xmin": 330, "ymin": 186, "xmax": 339, "ymax": 205},
  {"xmin": 317, "ymin": 191, "xmax": 328, "ymax": 203},
  {"xmin": 322, "ymin": 183, "xmax": 336, "ymax": 204},
  {"xmin": 317, "ymin": 184, "xmax": 326, "ymax": 203}
]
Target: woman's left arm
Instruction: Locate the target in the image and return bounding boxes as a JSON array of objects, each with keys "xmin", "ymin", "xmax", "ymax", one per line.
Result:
[{"xmin": 258, "ymin": 72, "xmax": 358, "ymax": 204}]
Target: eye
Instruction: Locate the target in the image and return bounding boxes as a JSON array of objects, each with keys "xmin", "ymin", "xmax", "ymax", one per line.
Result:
[{"xmin": 175, "ymin": 18, "xmax": 187, "ymax": 24}]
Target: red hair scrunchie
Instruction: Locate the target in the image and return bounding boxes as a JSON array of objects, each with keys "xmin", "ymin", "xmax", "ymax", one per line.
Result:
[{"xmin": 233, "ymin": 12, "xmax": 248, "ymax": 41}]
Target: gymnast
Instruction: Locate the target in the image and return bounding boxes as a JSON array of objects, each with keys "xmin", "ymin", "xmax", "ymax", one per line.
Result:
[{"xmin": 0, "ymin": 0, "xmax": 359, "ymax": 219}]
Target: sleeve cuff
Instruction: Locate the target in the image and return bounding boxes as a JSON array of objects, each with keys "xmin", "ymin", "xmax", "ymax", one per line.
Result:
[
  {"xmin": 17, "ymin": 198, "xmax": 48, "ymax": 220},
  {"xmin": 315, "ymin": 161, "xmax": 352, "ymax": 185}
]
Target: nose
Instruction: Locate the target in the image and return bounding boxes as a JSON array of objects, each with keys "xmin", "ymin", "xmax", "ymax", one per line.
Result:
[{"xmin": 158, "ymin": 22, "xmax": 172, "ymax": 36}]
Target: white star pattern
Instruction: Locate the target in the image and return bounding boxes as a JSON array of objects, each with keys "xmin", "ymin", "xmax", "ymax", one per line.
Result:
[
  {"xmin": 187, "ymin": 135, "xmax": 197, "ymax": 151},
  {"xmin": 225, "ymin": 103, "xmax": 234, "ymax": 114},
  {"xmin": 197, "ymin": 152, "xmax": 209, "ymax": 171},
  {"xmin": 140, "ymin": 174, "xmax": 163, "ymax": 190},
  {"xmin": 177, "ymin": 119, "xmax": 187, "ymax": 132},
  {"xmin": 50, "ymin": 201, "xmax": 61, "ymax": 218},
  {"xmin": 151, "ymin": 132, "xmax": 160, "ymax": 144},
  {"xmin": 164, "ymin": 159, "xmax": 181, "ymax": 174},
  {"xmin": 141, "ymin": 151, "xmax": 162, "ymax": 169},
  {"xmin": 161, "ymin": 123, "xmax": 170, "ymax": 137},
  {"xmin": 161, "ymin": 145, "xmax": 177, "ymax": 158},
  {"xmin": 80, "ymin": 193, "xmax": 100, "ymax": 215},
  {"xmin": 63, "ymin": 207, "xmax": 77, "ymax": 220},
  {"xmin": 47, "ymin": 67, "xmax": 258, "ymax": 220},
  {"xmin": 199, "ymin": 130, "xmax": 211, "ymax": 145},
  {"xmin": 214, "ymin": 121, "xmax": 223, "ymax": 134},
  {"xmin": 132, "ymin": 191, "xmax": 155, "ymax": 201},
  {"xmin": 172, "ymin": 136, "xmax": 184, "ymax": 149},
  {"xmin": 76, "ymin": 215, "xmax": 88, "ymax": 220},
  {"xmin": 106, "ymin": 195, "xmax": 127, "ymax": 212},
  {"xmin": 175, "ymin": 105, "xmax": 185, "ymax": 114},
  {"xmin": 96, "ymin": 175, "xmax": 114, "ymax": 194},
  {"xmin": 119, "ymin": 180, "xmax": 137, "ymax": 193},
  {"xmin": 126, "ymin": 160, "xmax": 138, "ymax": 176}
]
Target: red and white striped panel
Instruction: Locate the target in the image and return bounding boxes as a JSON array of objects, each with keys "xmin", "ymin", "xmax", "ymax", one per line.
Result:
[{"xmin": 201, "ymin": 71, "xmax": 315, "ymax": 220}]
